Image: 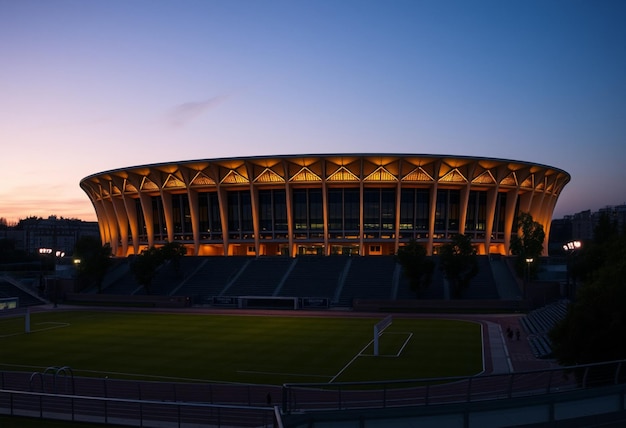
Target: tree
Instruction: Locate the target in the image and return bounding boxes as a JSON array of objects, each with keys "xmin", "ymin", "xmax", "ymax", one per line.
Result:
[
  {"xmin": 570, "ymin": 212, "xmax": 618, "ymax": 285},
  {"xmin": 509, "ymin": 212, "xmax": 545, "ymax": 279},
  {"xmin": 439, "ymin": 234, "xmax": 478, "ymax": 298},
  {"xmin": 550, "ymin": 218, "xmax": 626, "ymax": 369},
  {"xmin": 0, "ymin": 238, "xmax": 33, "ymax": 264},
  {"xmin": 73, "ymin": 236, "xmax": 112, "ymax": 292},
  {"xmin": 160, "ymin": 241, "xmax": 187, "ymax": 277},
  {"xmin": 396, "ymin": 239, "xmax": 434, "ymax": 297},
  {"xmin": 130, "ymin": 247, "xmax": 164, "ymax": 294}
]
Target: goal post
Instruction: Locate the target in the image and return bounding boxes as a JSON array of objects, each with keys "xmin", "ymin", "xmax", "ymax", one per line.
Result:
[
  {"xmin": 0, "ymin": 297, "xmax": 29, "ymax": 333},
  {"xmin": 373, "ymin": 315, "xmax": 393, "ymax": 356}
]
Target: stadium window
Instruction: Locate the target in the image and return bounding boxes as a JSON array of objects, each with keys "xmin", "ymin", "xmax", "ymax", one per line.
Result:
[
  {"xmin": 381, "ymin": 189, "xmax": 395, "ymax": 230},
  {"xmin": 363, "ymin": 189, "xmax": 380, "ymax": 231},
  {"xmin": 435, "ymin": 190, "xmax": 447, "ymax": 231},
  {"xmin": 327, "ymin": 189, "xmax": 343, "ymax": 230},
  {"xmin": 415, "ymin": 189, "xmax": 429, "ymax": 230},
  {"xmin": 308, "ymin": 189, "xmax": 323, "ymax": 230},
  {"xmin": 273, "ymin": 190, "xmax": 287, "ymax": 231},
  {"xmin": 399, "ymin": 188, "xmax": 415, "ymax": 230},
  {"xmin": 448, "ymin": 190, "xmax": 460, "ymax": 231}
]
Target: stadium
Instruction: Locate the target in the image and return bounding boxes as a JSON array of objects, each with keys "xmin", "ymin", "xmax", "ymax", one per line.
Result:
[
  {"xmin": 3, "ymin": 155, "xmax": 626, "ymax": 427},
  {"xmin": 79, "ymin": 153, "xmax": 570, "ymax": 258}
]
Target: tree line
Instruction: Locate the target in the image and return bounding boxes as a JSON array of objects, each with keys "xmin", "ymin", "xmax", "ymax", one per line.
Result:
[{"xmin": 396, "ymin": 211, "xmax": 544, "ymax": 298}]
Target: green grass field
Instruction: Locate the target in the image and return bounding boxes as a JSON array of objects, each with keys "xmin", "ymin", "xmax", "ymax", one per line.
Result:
[{"xmin": 0, "ymin": 310, "xmax": 483, "ymax": 385}]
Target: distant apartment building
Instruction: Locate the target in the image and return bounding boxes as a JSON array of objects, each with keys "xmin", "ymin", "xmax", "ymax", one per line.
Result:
[
  {"xmin": 7, "ymin": 216, "xmax": 100, "ymax": 256},
  {"xmin": 549, "ymin": 204, "xmax": 626, "ymax": 254},
  {"xmin": 597, "ymin": 204, "xmax": 626, "ymax": 235},
  {"xmin": 570, "ymin": 210, "xmax": 595, "ymax": 241}
]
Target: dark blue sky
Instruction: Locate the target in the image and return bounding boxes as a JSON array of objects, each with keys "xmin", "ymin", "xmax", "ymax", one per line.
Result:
[{"xmin": 1, "ymin": 0, "xmax": 624, "ymax": 222}]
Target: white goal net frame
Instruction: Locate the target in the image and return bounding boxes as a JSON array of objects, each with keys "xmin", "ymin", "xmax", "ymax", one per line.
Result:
[{"xmin": 373, "ymin": 315, "xmax": 393, "ymax": 356}]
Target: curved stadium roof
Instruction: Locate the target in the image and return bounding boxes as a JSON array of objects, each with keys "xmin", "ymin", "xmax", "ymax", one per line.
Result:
[{"xmin": 80, "ymin": 154, "xmax": 570, "ymax": 257}]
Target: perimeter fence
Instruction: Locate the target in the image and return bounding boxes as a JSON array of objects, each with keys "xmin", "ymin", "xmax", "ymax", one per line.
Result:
[
  {"xmin": 281, "ymin": 359, "xmax": 626, "ymax": 413},
  {"xmin": 0, "ymin": 388, "xmax": 279, "ymax": 427},
  {"xmin": 1, "ymin": 360, "xmax": 625, "ymax": 427},
  {"xmin": 0, "ymin": 369, "xmax": 282, "ymax": 427}
]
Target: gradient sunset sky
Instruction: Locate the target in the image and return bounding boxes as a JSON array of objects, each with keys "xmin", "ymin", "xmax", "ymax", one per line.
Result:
[{"xmin": 1, "ymin": 0, "xmax": 625, "ymax": 224}]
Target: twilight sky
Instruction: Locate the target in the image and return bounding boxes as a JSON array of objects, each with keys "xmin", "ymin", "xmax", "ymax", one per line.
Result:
[{"xmin": 1, "ymin": 0, "xmax": 625, "ymax": 224}]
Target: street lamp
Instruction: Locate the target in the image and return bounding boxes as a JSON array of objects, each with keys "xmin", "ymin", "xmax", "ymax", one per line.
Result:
[
  {"xmin": 524, "ymin": 258, "xmax": 534, "ymax": 301},
  {"xmin": 38, "ymin": 248, "xmax": 65, "ymax": 307},
  {"xmin": 563, "ymin": 240, "xmax": 582, "ymax": 299},
  {"xmin": 563, "ymin": 240, "xmax": 582, "ymax": 252}
]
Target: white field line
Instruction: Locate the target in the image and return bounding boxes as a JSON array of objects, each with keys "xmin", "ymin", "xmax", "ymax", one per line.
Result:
[
  {"xmin": 360, "ymin": 332, "xmax": 413, "ymax": 357},
  {"xmin": 0, "ymin": 322, "xmax": 69, "ymax": 338},
  {"xmin": 237, "ymin": 370, "xmax": 331, "ymax": 379},
  {"xmin": 330, "ymin": 337, "xmax": 375, "ymax": 383}
]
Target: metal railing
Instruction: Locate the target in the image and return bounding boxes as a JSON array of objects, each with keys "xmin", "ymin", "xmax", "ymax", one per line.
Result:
[
  {"xmin": 282, "ymin": 359, "xmax": 626, "ymax": 413},
  {"xmin": 2, "ymin": 360, "xmax": 624, "ymax": 426},
  {"xmin": 0, "ymin": 388, "xmax": 280, "ymax": 427}
]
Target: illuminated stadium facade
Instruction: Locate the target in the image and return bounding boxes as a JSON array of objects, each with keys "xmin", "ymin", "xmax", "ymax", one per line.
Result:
[{"xmin": 80, "ymin": 154, "xmax": 570, "ymax": 258}]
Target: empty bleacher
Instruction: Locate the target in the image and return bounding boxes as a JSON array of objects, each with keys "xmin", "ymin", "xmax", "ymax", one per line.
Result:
[
  {"xmin": 135, "ymin": 256, "xmax": 201, "ymax": 296},
  {"xmin": 91, "ymin": 253, "xmax": 523, "ymax": 308},
  {"xmin": 175, "ymin": 257, "xmax": 250, "ymax": 304},
  {"xmin": 461, "ymin": 256, "xmax": 500, "ymax": 299},
  {"xmin": 101, "ymin": 261, "xmax": 142, "ymax": 295},
  {"xmin": 222, "ymin": 257, "xmax": 293, "ymax": 297},
  {"xmin": 337, "ymin": 256, "xmax": 397, "ymax": 306},
  {"xmin": 277, "ymin": 256, "xmax": 347, "ymax": 299},
  {"xmin": 395, "ymin": 256, "xmax": 445, "ymax": 300},
  {"xmin": 0, "ymin": 279, "xmax": 45, "ymax": 307},
  {"xmin": 520, "ymin": 300, "xmax": 569, "ymax": 359}
]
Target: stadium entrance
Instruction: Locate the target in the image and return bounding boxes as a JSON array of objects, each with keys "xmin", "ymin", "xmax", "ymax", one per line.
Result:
[{"xmin": 297, "ymin": 245, "xmax": 325, "ymax": 255}]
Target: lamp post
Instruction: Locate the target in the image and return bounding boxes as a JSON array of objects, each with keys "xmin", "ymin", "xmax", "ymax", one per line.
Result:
[
  {"xmin": 39, "ymin": 248, "xmax": 65, "ymax": 307},
  {"xmin": 562, "ymin": 240, "xmax": 582, "ymax": 299},
  {"xmin": 525, "ymin": 257, "xmax": 534, "ymax": 301}
]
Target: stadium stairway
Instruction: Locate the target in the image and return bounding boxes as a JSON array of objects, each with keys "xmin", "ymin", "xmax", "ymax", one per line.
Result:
[
  {"xmin": 0, "ymin": 277, "xmax": 46, "ymax": 306},
  {"xmin": 136, "ymin": 256, "xmax": 202, "ymax": 295},
  {"xmin": 172, "ymin": 257, "xmax": 249, "ymax": 304},
  {"xmin": 460, "ymin": 256, "xmax": 499, "ymax": 299},
  {"xmin": 520, "ymin": 300, "xmax": 569, "ymax": 359},
  {"xmin": 489, "ymin": 254, "xmax": 522, "ymax": 300}
]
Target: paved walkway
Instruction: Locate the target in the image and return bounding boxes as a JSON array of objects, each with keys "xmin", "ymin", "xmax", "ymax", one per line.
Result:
[{"xmin": 486, "ymin": 313, "xmax": 561, "ymax": 373}]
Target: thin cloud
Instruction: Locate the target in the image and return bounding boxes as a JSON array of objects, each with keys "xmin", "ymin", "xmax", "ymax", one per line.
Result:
[{"xmin": 167, "ymin": 94, "xmax": 231, "ymax": 128}]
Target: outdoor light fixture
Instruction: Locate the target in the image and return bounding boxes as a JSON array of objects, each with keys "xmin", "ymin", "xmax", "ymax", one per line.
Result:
[
  {"xmin": 563, "ymin": 240, "xmax": 582, "ymax": 252},
  {"xmin": 563, "ymin": 240, "xmax": 582, "ymax": 299}
]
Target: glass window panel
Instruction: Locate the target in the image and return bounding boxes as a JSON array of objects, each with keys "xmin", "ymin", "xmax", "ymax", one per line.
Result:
[
  {"xmin": 240, "ymin": 191, "xmax": 253, "ymax": 232},
  {"xmin": 309, "ymin": 189, "xmax": 323, "ymax": 230},
  {"xmin": 363, "ymin": 189, "xmax": 379, "ymax": 230},
  {"xmin": 435, "ymin": 190, "xmax": 447, "ymax": 231},
  {"xmin": 328, "ymin": 189, "xmax": 343, "ymax": 230},
  {"xmin": 273, "ymin": 190, "xmax": 287, "ymax": 231},
  {"xmin": 400, "ymin": 189, "xmax": 415, "ymax": 230},
  {"xmin": 381, "ymin": 189, "xmax": 395, "ymax": 230},
  {"xmin": 258, "ymin": 190, "xmax": 273, "ymax": 231},
  {"xmin": 477, "ymin": 192, "xmax": 487, "ymax": 231},
  {"xmin": 344, "ymin": 189, "xmax": 360, "ymax": 231},
  {"xmin": 293, "ymin": 190, "xmax": 308, "ymax": 230},
  {"xmin": 448, "ymin": 190, "xmax": 460, "ymax": 231},
  {"xmin": 227, "ymin": 192, "xmax": 240, "ymax": 233},
  {"xmin": 416, "ymin": 189, "xmax": 429, "ymax": 230},
  {"xmin": 209, "ymin": 193, "xmax": 221, "ymax": 233}
]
